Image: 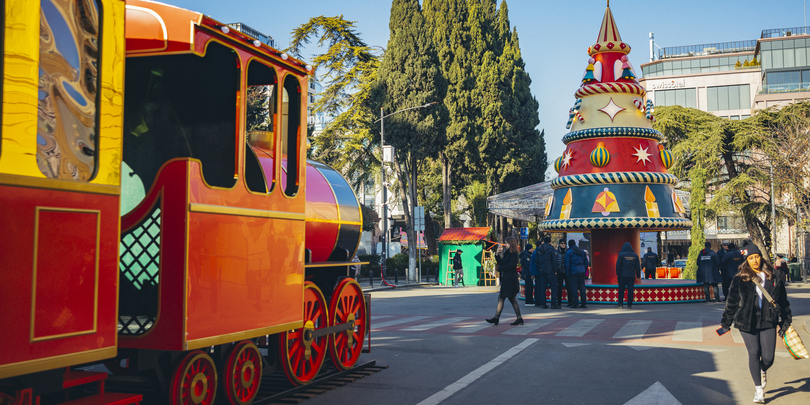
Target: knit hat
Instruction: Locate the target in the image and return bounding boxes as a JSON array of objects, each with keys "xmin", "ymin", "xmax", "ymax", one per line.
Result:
[
  {"xmin": 741, "ymin": 241, "xmax": 761, "ymax": 257},
  {"xmin": 525, "ymin": 243, "xmax": 534, "ymax": 251}
]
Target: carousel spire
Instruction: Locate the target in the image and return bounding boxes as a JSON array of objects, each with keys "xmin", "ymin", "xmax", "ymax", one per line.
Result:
[{"xmin": 588, "ymin": 3, "xmax": 631, "ymax": 56}]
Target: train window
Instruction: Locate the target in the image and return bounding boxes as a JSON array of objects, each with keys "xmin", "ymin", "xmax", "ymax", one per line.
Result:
[
  {"xmin": 37, "ymin": 0, "xmax": 101, "ymax": 181},
  {"xmin": 245, "ymin": 60, "xmax": 277, "ymax": 193},
  {"xmin": 281, "ymin": 76, "xmax": 301, "ymax": 196},
  {"xmin": 122, "ymin": 41, "xmax": 239, "ymax": 201}
]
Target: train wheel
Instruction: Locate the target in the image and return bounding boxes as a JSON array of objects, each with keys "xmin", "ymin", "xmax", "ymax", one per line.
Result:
[
  {"xmin": 170, "ymin": 350, "xmax": 217, "ymax": 405},
  {"xmin": 328, "ymin": 278, "xmax": 366, "ymax": 371},
  {"xmin": 279, "ymin": 282, "xmax": 329, "ymax": 386},
  {"xmin": 222, "ymin": 341, "xmax": 262, "ymax": 405}
]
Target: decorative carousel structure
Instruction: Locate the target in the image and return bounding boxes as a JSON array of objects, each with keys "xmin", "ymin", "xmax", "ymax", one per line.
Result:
[{"xmin": 540, "ymin": 4, "xmax": 704, "ymax": 304}]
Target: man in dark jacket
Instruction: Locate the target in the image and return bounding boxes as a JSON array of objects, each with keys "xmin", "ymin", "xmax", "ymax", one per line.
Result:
[
  {"xmin": 534, "ymin": 236, "xmax": 559, "ymax": 309},
  {"xmin": 565, "ymin": 240, "xmax": 589, "ymax": 308},
  {"xmin": 519, "ymin": 244, "xmax": 534, "ymax": 305},
  {"xmin": 718, "ymin": 240, "xmax": 729, "ymax": 264},
  {"xmin": 697, "ymin": 242, "xmax": 721, "ymax": 303},
  {"xmin": 720, "ymin": 242, "xmax": 743, "ymax": 301},
  {"xmin": 642, "ymin": 247, "xmax": 659, "ymax": 279},
  {"xmin": 615, "ymin": 242, "xmax": 640, "ymax": 309},
  {"xmin": 556, "ymin": 239, "xmax": 568, "ymax": 307}
]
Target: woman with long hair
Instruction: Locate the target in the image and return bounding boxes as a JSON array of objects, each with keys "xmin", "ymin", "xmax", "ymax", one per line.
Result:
[
  {"xmin": 718, "ymin": 242, "xmax": 792, "ymax": 404},
  {"xmin": 486, "ymin": 236, "xmax": 523, "ymax": 325}
]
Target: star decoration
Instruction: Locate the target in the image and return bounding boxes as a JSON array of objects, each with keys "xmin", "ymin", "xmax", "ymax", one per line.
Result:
[
  {"xmin": 632, "ymin": 144, "xmax": 653, "ymax": 166},
  {"xmin": 598, "ymin": 98, "xmax": 625, "ymax": 122},
  {"xmin": 561, "ymin": 149, "xmax": 574, "ymax": 169}
]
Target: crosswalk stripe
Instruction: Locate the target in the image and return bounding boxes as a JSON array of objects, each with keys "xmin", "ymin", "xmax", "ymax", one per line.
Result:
[
  {"xmin": 502, "ymin": 318, "xmax": 556, "ymax": 335},
  {"xmin": 401, "ymin": 317, "xmax": 472, "ymax": 331},
  {"xmin": 731, "ymin": 328, "xmax": 744, "ymax": 344},
  {"xmin": 451, "ymin": 323, "xmax": 492, "ymax": 334},
  {"xmin": 673, "ymin": 322, "xmax": 703, "ymax": 342},
  {"xmin": 613, "ymin": 320, "xmax": 652, "ymax": 340},
  {"xmin": 370, "ymin": 315, "xmax": 393, "ymax": 321},
  {"xmin": 372, "ymin": 316, "xmax": 433, "ymax": 329},
  {"xmin": 556, "ymin": 319, "xmax": 604, "ymax": 337}
]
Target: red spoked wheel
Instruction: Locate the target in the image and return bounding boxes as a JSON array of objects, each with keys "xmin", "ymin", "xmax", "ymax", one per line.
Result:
[
  {"xmin": 222, "ymin": 341, "xmax": 262, "ymax": 405},
  {"xmin": 170, "ymin": 350, "xmax": 217, "ymax": 405},
  {"xmin": 279, "ymin": 282, "xmax": 329, "ymax": 386},
  {"xmin": 328, "ymin": 278, "xmax": 366, "ymax": 371}
]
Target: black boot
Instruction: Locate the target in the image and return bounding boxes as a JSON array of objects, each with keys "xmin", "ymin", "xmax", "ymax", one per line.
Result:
[
  {"xmin": 510, "ymin": 318, "xmax": 524, "ymax": 325},
  {"xmin": 486, "ymin": 317, "xmax": 500, "ymax": 325}
]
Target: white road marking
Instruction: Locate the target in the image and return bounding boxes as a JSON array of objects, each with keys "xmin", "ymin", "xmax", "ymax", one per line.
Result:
[
  {"xmin": 501, "ymin": 318, "xmax": 556, "ymax": 335},
  {"xmin": 730, "ymin": 328, "xmax": 744, "ymax": 344},
  {"xmin": 415, "ymin": 338, "xmax": 538, "ymax": 405},
  {"xmin": 372, "ymin": 316, "xmax": 433, "ymax": 329},
  {"xmin": 401, "ymin": 317, "xmax": 471, "ymax": 331},
  {"xmin": 450, "ymin": 323, "xmax": 492, "ymax": 334},
  {"xmin": 613, "ymin": 320, "xmax": 652, "ymax": 340},
  {"xmin": 673, "ymin": 322, "xmax": 703, "ymax": 342},
  {"xmin": 562, "ymin": 343, "xmax": 590, "ymax": 348},
  {"xmin": 628, "ymin": 346, "xmax": 654, "ymax": 351},
  {"xmin": 624, "ymin": 381, "xmax": 682, "ymax": 405},
  {"xmin": 370, "ymin": 315, "xmax": 393, "ymax": 321},
  {"xmin": 556, "ymin": 319, "xmax": 604, "ymax": 337}
]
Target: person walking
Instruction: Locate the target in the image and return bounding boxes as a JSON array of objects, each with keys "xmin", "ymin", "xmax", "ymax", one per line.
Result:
[
  {"xmin": 452, "ymin": 251, "xmax": 464, "ymax": 287},
  {"xmin": 565, "ymin": 239, "xmax": 589, "ymax": 308},
  {"xmin": 555, "ymin": 239, "xmax": 568, "ymax": 307},
  {"xmin": 718, "ymin": 240, "xmax": 730, "ymax": 264},
  {"xmin": 698, "ymin": 242, "xmax": 722, "ymax": 303},
  {"xmin": 486, "ymin": 237, "xmax": 523, "ymax": 325},
  {"xmin": 519, "ymin": 244, "xmax": 534, "ymax": 305},
  {"xmin": 718, "ymin": 243, "xmax": 792, "ymax": 404},
  {"xmin": 642, "ymin": 247, "xmax": 659, "ymax": 280},
  {"xmin": 533, "ymin": 236, "xmax": 559, "ymax": 309},
  {"xmin": 615, "ymin": 242, "xmax": 640, "ymax": 309},
  {"xmin": 720, "ymin": 243, "xmax": 743, "ymax": 301}
]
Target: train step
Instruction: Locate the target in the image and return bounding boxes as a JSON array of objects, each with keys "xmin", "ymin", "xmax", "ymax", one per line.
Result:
[
  {"xmin": 63, "ymin": 370, "xmax": 107, "ymax": 389},
  {"xmin": 61, "ymin": 393, "xmax": 142, "ymax": 405}
]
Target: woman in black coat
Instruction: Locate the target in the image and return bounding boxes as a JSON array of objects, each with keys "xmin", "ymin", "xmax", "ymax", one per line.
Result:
[
  {"xmin": 718, "ymin": 243, "xmax": 792, "ymax": 404},
  {"xmin": 486, "ymin": 237, "xmax": 523, "ymax": 325}
]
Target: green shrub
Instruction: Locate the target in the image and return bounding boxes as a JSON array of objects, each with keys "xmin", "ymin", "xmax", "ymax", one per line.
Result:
[
  {"xmin": 358, "ymin": 254, "xmax": 381, "ymax": 278},
  {"xmin": 385, "ymin": 253, "xmax": 409, "ymax": 278}
]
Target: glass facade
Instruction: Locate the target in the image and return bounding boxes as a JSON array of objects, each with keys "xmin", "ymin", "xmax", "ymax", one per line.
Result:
[
  {"xmin": 759, "ymin": 38, "xmax": 810, "ymax": 70},
  {"xmin": 707, "ymin": 84, "xmax": 750, "ymax": 111},
  {"xmin": 654, "ymin": 88, "xmax": 697, "ymax": 108},
  {"xmin": 642, "ymin": 54, "xmax": 756, "ymax": 77}
]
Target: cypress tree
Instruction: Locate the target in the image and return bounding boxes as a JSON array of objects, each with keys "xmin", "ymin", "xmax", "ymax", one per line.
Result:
[{"xmin": 375, "ymin": 0, "xmax": 446, "ymax": 279}]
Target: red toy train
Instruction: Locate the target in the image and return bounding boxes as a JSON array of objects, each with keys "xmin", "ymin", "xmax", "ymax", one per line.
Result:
[{"xmin": 0, "ymin": 1, "xmax": 368, "ymax": 404}]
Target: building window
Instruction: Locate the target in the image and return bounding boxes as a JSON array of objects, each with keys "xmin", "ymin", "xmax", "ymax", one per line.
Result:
[
  {"xmin": 717, "ymin": 216, "xmax": 745, "ymax": 233},
  {"xmin": 707, "ymin": 84, "xmax": 750, "ymax": 111},
  {"xmin": 655, "ymin": 88, "xmax": 697, "ymax": 109}
]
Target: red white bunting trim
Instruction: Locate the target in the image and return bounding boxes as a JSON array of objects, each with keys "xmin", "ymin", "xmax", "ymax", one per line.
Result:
[{"xmin": 575, "ymin": 82, "xmax": 646, "ymax": 99}]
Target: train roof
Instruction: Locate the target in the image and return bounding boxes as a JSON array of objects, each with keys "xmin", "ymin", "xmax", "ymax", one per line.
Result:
[{"xmin": 125, "ymin": 0, "xmax": 312, "ymax": 75}]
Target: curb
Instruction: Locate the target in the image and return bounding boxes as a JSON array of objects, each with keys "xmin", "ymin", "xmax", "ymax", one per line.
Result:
[{"xmin": 362, "ymin": 282, "xmax": 441, "ymax": 293}]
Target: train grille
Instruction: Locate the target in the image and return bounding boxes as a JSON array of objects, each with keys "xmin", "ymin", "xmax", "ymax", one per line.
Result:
[{"xmin": 118, "ymin": 201, "xmax": 161, "ymax": 335}]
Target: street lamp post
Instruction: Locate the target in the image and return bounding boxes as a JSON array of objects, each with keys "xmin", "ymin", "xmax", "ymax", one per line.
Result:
[{"xmin": 377, "ymin": 102, "xmax": 437, "ymax": 285}]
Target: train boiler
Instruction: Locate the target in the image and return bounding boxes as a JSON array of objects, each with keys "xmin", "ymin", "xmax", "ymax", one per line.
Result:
[{"xmin": 0, "ymin": 0, "xmax": 369, "ymax": 404}]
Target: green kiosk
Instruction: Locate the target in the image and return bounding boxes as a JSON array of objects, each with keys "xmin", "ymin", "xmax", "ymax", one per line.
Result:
[{"xmin": 439, "ymin": 227, "xmax": 495, "ymax": 286}]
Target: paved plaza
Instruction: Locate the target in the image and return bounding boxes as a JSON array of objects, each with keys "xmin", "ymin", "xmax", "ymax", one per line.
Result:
[{"xmin": 309, "ymin": 282, "xmax": 810, "ymax": 405}]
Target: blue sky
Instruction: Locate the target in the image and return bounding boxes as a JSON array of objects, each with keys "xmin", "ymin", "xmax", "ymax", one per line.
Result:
[{"xmin": 165, "ymin": 0, "xmax": 808, "ymax": 179}]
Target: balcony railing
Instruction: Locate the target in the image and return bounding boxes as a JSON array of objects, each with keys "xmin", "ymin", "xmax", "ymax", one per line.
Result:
[
  {"xmin": 761, "ymin": 26, "xmax": 810, "ymax": 38},
  {"xmin": 227, "ymin": 22, "xmax": 275, "ymax": 47},
  {"xmin": 758, "ymin": 82, "xmax": 810, "ymax": 94},
  {"xmin": 659, "ymin": 40, "xmax": 757, "ymax": 60}
]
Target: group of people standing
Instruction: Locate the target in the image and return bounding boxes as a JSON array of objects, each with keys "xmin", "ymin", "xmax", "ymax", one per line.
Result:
[
  {"xmin": 521, "ymin": 237, "xmax": 590, "ymax": 309},
  {"xmin": 697, "ymin": 240, "xmax": 746, "ymax": 303}
]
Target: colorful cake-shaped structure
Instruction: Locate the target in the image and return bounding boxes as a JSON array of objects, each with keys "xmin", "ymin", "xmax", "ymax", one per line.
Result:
[{"xmin": 541, "ymin": 5, "xmax": 692, "ymax": 284}]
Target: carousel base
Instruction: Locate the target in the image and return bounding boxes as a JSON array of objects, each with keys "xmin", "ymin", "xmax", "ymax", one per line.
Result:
[{"xmin": 519, "ymin": 279, "xmax": 712, "ymax": 304}]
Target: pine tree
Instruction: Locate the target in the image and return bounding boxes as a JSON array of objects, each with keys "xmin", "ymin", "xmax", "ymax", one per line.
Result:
[
  {"xmin": 375, "ymin": 0, "xmax": 447, "ymax": 280},
  {"xmin": 424, "ymin": 0, "xmax": 475, "ymax": 228}
]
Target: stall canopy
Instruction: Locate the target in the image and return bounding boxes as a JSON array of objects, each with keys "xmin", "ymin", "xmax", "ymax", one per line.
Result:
[
  {"xmin": 486, "ymin": 180, "xmax": 554, "ymax": 222},
  {"xmin": 486, "ymin": 180, "xmax": 690, "ymax": 222}
]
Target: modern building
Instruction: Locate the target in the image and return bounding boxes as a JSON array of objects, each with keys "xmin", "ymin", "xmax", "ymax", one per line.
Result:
[{"xmin": 639, "ymin": 26, "xmax": 810, "ymax": 261}]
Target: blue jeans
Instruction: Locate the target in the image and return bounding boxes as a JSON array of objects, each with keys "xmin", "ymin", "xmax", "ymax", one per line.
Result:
[
  {"xmin": 536, "ymin": 273, "xmax": 557, "ymax": 306},
  {"xmin": 568, "ymin": 273, "xmax": 587, "ymax": 306}
]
